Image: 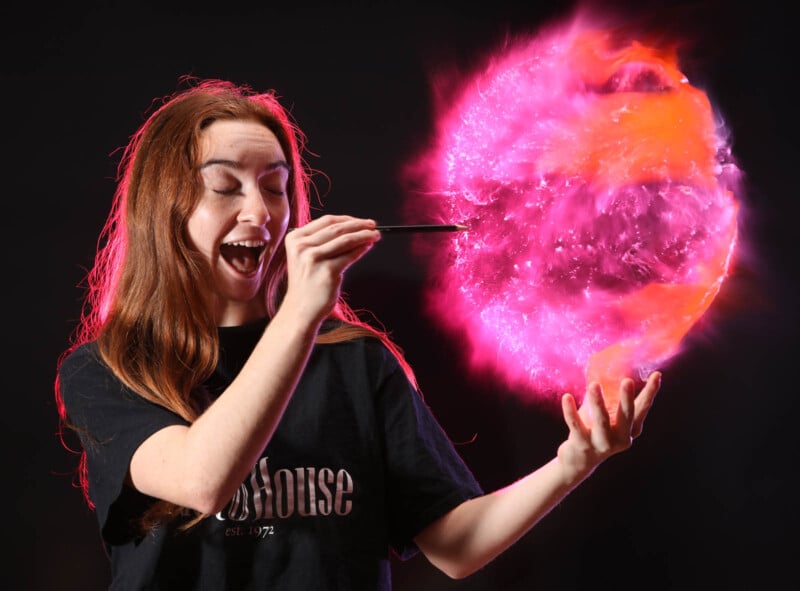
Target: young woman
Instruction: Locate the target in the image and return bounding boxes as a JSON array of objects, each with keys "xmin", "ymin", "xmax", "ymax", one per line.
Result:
[{"xmin": 56, "ymin": 78, "xmax": 660, "ymax": 590}]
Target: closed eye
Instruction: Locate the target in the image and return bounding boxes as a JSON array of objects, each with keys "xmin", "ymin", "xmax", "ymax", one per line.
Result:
[
  {"xmin": 213, "ymin": 186, "xmax": 240, "ymax": 196},
  {"xmin": 261, "ymin": 183, "xmax": 286, "ymax": 197},
  {"xmin": 259, "ymin": 168, "xmax": 289, "ymax": 197}
]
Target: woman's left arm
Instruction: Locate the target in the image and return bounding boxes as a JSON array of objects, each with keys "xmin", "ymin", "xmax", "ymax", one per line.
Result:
[{"xmin": 414, "ymin": 371, "xmax": 661, "ymax": 579}]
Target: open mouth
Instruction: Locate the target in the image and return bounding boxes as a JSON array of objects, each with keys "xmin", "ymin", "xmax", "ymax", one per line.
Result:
[{"xmin": 219, "ymin": 240, "xmax": 268, "ymax": 275}]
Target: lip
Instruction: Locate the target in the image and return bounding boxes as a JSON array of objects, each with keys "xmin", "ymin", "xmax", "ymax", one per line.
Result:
[{"xmin": 223, "ymin": 230, "xmax": 270, "ymax": 244}]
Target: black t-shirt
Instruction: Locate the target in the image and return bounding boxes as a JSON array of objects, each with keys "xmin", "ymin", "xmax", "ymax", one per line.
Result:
[{"xmin": 58, "ymin": 319, "xmax": 484, "ymax": 590}]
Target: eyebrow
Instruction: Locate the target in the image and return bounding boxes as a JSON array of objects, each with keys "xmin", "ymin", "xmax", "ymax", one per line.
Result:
[{"xmin": 199, "ymin": 159, "xmax": 291, "ymax": 172}]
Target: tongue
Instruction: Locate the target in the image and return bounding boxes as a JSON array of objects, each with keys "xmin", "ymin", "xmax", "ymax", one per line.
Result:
[{"xmin": 222, "ymin": 245, "xmax": 258, "ymax": 274}]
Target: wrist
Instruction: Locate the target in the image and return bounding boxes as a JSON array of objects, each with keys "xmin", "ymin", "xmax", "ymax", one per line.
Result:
[{"xmin": 554, "ymin": 445, "xmax": 598, "ymax": 488}]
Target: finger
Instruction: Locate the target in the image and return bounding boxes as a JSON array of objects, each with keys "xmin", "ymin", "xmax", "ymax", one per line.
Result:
[
  {"xmin": 631, "ymin": 371, "xmax": 661, "ymax": 438},
  {"xmin": 291, "ymin": 215, "xmax": 376, "ymax": 243},
  {"xmin": 615, "ymin": 377, "xmax": 636, "ymax": 431},
  {"xmin": 287, "ymin": 224, "xmax": 379, "ymax": 270},
  {"xmin": 292, "ymin": 214, "xmax": 362, "ymax": 232},
  {"xmin": 561, "ymin": 392, "xmax": 588, "ymax": 438},
  {"xmin": 586, "ymin": 382, "xmax": 611, "ymax": 431},
  {"xmin": 300, "ymin": 230, "xmax": 380, "ymax": 264}
]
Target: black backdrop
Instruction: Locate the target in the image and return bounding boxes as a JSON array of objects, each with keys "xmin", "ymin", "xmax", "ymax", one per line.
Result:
[{"xmin": 7, "ymin": 0, "xmax": 797, "ymax": 589}]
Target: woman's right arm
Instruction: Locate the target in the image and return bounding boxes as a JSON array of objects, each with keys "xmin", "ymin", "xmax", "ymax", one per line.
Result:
[{"xmin": 128, "ymin": 215, "xmax": 380, "ymax": 514}]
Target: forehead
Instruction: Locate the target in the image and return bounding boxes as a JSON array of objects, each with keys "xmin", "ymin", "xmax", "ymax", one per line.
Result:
[{"xmin": 199, "ymin": 119, "xmax": 287, "ymax": 164}]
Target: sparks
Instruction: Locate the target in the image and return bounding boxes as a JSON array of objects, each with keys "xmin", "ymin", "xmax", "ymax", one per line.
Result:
[{"xmin": 403, "ymin": 12, "xmax": 742, "ymax": 410}]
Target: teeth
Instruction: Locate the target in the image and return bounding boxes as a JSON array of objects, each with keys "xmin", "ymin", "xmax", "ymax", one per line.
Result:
[{"xmin": 225, "ymin": 240, "xmax": 266, "ymax": 248}]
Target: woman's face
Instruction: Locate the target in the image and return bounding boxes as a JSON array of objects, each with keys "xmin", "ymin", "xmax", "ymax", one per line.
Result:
[{"xmin": 188, "ymin": 119, "xmax": 290, "ymax": 326}]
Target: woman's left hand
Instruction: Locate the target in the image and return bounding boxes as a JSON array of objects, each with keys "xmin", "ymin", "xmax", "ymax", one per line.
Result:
[{"xmin": 557, "ymin": 371, "xmax": 661, "ymax": 482}]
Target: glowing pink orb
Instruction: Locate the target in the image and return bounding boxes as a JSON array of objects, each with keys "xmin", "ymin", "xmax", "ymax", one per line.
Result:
[{"xmin": 403, "ymin": 14, "xmax": 741, "ymax": 409}]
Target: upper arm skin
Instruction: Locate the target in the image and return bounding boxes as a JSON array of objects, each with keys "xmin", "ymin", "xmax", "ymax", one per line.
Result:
[{"xmin": 128, "ymin": 424, "xmax": 226, "ymax": 514}]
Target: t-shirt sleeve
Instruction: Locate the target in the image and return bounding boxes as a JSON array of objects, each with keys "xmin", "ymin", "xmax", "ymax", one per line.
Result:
[
  {"xmin": 57, "ymin": 344, "xmax": 189, "ymax": 537},
  {"xmin": 374, "ymin": 347, "xmax": 484, "ymax": 559}
]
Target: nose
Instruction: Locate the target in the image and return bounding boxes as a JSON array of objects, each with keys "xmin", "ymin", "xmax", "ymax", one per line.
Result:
[{"xmin": 237, "ymin": 185, "xmax": 270, "ymax": 226}]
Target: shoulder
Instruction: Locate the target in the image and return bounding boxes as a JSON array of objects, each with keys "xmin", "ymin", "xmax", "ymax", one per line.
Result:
[
  {"xmin": 58, "ymin": 341, "xmax": 105, "ymax": 381},
  {"xmin": 308, "ymin": 330, "xmax": 412, "ymax": 400},
  {"xmin": 57, "ymin": 342, "xmax": 129, "ymax": 413},
  {"xmin": 318, "ymin": 331, "xmax": 401, "ymax": 371}
]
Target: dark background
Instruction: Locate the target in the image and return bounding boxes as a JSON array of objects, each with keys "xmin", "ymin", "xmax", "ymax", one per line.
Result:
[{"xmin": 6, "ymin": 0, "xmax": 797, "ymax": 589}]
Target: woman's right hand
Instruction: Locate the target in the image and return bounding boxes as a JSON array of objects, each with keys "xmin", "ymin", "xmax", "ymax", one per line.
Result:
[{"xmin": 282, "ymin": 215, "xmax": 381, "ymax": 325}]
